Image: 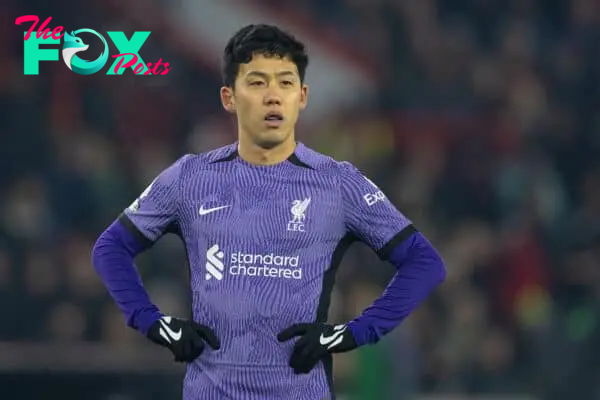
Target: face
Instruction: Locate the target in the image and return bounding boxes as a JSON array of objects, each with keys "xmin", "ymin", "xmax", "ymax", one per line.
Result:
[{"xmin": 220, "ymin": 53, "xmax": 308, "ymax": 149}]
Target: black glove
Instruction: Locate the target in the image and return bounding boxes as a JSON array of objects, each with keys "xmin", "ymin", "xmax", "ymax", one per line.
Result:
[
  {"xmin": 147, "ymin": 316, "xmax": 220, "ymax": 362},
  {"xmin": 277, "ymin": 323, "xmax": 358, "ymax": 374}
]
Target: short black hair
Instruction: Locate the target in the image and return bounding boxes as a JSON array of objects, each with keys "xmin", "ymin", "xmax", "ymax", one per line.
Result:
[{"xmin": 222, "ymin": 24, "xmax": 309, "ymax": 87}]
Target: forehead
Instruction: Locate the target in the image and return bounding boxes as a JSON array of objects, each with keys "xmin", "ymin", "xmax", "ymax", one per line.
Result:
[{"xmin": 237, "ymin": 54, "xmax": 299, "ymax": 78}]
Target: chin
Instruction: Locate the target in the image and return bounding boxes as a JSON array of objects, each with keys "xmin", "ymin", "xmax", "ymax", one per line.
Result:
[{"xmin": 255, "ymin": 132, "xmax": 289, "ymax": 149}]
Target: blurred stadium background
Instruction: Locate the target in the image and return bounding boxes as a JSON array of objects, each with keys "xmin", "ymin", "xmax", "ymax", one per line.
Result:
[{"xmin": 2, "ymin": 0, "xmax": 600, "ymax": 399}]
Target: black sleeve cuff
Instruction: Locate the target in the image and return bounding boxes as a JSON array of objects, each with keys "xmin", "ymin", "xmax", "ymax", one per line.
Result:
[
  {"xmin": 118, "ymin": 213, "xmax": 155, "ymax": 250},
  {"xmin": 376, "ymin": 224, "xmax": 418, "ymax": 260}
]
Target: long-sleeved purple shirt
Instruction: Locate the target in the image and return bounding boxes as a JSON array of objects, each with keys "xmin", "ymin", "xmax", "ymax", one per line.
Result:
[{"xmin": 92, "ymin": 142, "xmax": 445, "ymax": 400}]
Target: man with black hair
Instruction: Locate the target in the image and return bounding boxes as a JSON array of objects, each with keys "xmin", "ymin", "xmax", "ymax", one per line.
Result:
[{"xmin": 92, "ymin": 24, "xmax": 446, "ymax": 399}]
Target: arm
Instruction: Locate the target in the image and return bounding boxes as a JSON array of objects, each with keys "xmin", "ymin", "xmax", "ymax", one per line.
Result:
[
  {"xmin": 91, "ymin": 219, "xmax": 159, "ymax": 333},
  {"xmin": 277, "ymin": 163, "xmax": 445, "ymax": 374},
  {"xmin": 91, "ymin": 155, "xmax": 187, "ymax": 334},
  {"xmin": 340, "ymin": 163, "xmax": 446, "ymax": 346},
  {"xmin": 346, "ymin": 229, "xmax": 446, "ymax": 345},
  {"xmin": 91, "ymin": 155, "xmax": 219, "ymax": 362}
]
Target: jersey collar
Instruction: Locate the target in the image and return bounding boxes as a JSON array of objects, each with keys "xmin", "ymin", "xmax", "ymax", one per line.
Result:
[{"xmin": 211, "ymin": 142, "xmax": 314, "ymax": 169}]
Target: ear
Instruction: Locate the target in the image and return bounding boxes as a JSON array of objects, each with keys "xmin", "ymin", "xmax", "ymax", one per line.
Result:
[
  {"xmin": 299, "ymin": 84, "xmax": 309, "ymax": 110},
  {"xmin": 220, "ymin": 86, "xmax": 236, "ymax": 113}
]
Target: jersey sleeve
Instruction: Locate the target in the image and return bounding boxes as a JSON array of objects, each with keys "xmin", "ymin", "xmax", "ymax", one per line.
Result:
[
  {"xmin": 340, "ymin": 162, "xmax": 415, "ymax": 260},
  {"xmin": 120, "ymin": 155, "xmax": 190, "ymax": 244}
]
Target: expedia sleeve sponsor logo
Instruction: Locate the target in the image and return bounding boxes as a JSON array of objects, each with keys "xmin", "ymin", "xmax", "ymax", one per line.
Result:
[
  {"xmin": 363, "ymin": 190, "xmax": 386, "ymax": 206},
  {"xmin": 205, "ymin": 245, "xmax": 302, "ymax": 281},
  {"xmin": 361, "ymin": 174, "xmax": 387, "ymax": 206}
]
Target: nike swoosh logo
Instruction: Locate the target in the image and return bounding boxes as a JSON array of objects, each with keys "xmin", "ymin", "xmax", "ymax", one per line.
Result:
[
  {"xmin": 159, "ymin": 319, "xmax": 182, "ymax": 342},
  {"xmin": 199, "ymin": 205, "xmax": 231, "ymax": 216},
  {"xmin": 319, "ymin": 326, "xmax": 346, "ymax": 346}
]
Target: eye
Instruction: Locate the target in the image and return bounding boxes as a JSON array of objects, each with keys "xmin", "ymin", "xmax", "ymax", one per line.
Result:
[
  {"xmin": 250, "ymin": 81, "xmax": 264, "ymax": 87},
  {"xmin": 281, "ymin": 80, "xmax": 293, "ymax": 86}
]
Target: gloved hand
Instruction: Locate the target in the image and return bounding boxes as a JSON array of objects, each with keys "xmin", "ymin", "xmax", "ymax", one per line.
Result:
[
  {"xmin": 147, "ymin": 316, "xmax": 220, "ymax": 362},
  {"xmin": 277, "ymin": 323, "xmax": 358, "ymax": 374}
]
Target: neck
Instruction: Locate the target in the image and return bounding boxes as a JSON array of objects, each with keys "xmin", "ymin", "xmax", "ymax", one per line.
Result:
[{"xmin": 237, "ymin": 134, "xmax": 297, "ymax": 165}]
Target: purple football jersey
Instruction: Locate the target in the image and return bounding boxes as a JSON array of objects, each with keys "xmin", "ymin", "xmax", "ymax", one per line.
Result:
[{"xmin": 122, "ymin": 142, "xmax": 411, "ymax": 399}]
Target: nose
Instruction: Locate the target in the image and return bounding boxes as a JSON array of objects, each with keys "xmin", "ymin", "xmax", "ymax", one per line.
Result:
[{"xmin": 263, "ymin": 88, "xmax": 282, "ymax": 106}]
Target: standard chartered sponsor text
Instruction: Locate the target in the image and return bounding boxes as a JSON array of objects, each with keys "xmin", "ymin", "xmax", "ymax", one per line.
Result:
[{"xmin": 229, "ymin": 251, "xmax": 301, "ymax": 279}]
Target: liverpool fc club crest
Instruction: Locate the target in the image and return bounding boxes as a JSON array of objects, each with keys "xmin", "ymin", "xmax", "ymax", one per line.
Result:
[{"xmin": 287, "ymin": 197, "xmax": 311, "ymax": 232}]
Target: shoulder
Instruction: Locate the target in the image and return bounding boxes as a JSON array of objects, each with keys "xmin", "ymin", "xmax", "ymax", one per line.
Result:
[
  {"xmin": 296, "ymin": 145, "xmax": 379, "ymax": 194},
  {"xmin": 294, "ymin": 143, "xmax": 358, "ymax": 179},
  {"xmin": 199, "ymin": 143, "xmax": 238, "ymax": 163},
  {"xmin": 174, "ymin": 143, "xmax": 238, "ymax": 175}
]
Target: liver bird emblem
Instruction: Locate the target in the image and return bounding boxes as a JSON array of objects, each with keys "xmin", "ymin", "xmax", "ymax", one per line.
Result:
[{"xmin": 290, "ymin": 197, "xmax": 311, "ymax": 223}]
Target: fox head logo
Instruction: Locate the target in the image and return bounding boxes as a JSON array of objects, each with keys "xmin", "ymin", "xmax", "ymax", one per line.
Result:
[{"xmin": 62, "ymin": 29, "xmax": 108, "ymax": 75}]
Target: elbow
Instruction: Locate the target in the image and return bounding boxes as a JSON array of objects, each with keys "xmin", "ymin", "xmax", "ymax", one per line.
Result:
[
  {"xmin": 416, "ymin": 233, "xmax": 447, "ymax": 288},
  {"xmin": 91, "ymin": 220, "xmax": 139, "ymax": 269},
  {"xmin": 433, "ymin": 251, "xmax": 447, "ymax": 287},
  {"xmin": 422, "ymin": 238, "xmax": 446, "ymax": 287},
  {"xmin": 91, "ymin": 226, "xmax": 116, "ymax": 271}
]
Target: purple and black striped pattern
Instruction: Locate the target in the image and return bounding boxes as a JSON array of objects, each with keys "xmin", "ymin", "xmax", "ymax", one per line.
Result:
[{"xmin": 122, "ymin": 142, "xmax": 411, "ymax": 399}]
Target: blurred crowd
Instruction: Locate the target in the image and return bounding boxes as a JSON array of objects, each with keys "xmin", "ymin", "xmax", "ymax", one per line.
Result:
[{"xmin": 2, "ymin": 0, "xmax": 600, "ymax": 399}]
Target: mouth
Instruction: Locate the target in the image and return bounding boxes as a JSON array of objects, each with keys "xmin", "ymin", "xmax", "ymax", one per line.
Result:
[{"xmin": 264, "ymin": 111, "xmax": 284, "ymax": 127}]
